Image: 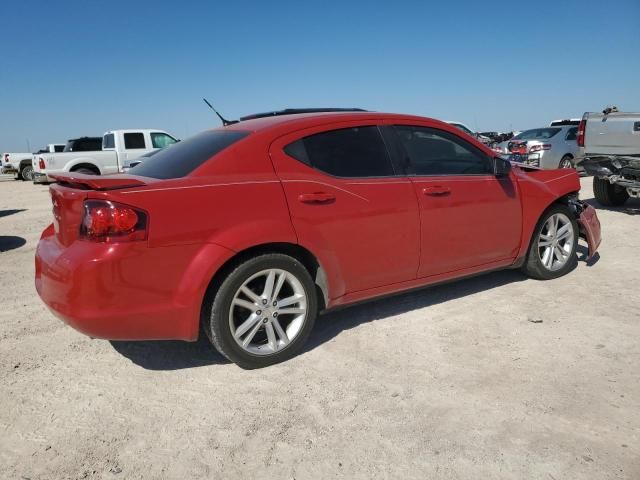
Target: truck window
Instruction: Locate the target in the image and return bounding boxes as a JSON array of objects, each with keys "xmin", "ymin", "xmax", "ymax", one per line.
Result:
[
  {"xmin": 54, "ymin": 145, "xmax": 65, "ymax": 152},
  {"xmin": 565, "ymin": 127, "xmax": 578, "ymax": 141},
  {"xmin": 124, "ymin": 133, "xmax": 146, "ymax": 149},
  {"xmin": 103, "ymin": 134, "xmax": 115, "ymax": 149},
  {"xmin": 151, "ymin": 132, "xmax": 178, "ymax": 148}
]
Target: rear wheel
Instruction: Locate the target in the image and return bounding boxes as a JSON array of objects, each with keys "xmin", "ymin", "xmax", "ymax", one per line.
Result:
[
  {"xmin": 593, "ymin": 176, "xmax": 629, "ymax": 206},
  {"xmin": 523, "ymin": 204, "xmax": 578, "ymax": 280},
  {"xmin": 204, "ymin": 254, "xmax": 318, "ymax": 369},
  {"xmin": 559, "ymin": 155, "xmax": 574, "ymax": 169}
]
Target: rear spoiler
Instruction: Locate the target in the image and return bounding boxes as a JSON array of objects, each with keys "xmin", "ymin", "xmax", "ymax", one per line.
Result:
[{"xmin": 50, "ymin": 173, "xmax": 148, "ymax": 191}]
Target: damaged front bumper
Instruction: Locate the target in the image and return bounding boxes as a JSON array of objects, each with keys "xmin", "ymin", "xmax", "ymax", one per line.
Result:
[{"xmin": 570, "ymin": 197, "xmax": 602, "ymax": 260}]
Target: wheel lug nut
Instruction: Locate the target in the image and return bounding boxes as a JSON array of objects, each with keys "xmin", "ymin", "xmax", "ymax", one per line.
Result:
[
  {"xmin": 262, "ymin": 299, "xmax": 267, "ymax": 305},
  {"xmin": 273, "ymin": 312, "xmax": 278, "ymax": 318},
  {"xmin": 273, "ymin": 301, "xmax": 277, "ymax": 306},
  {"xmin": 256, "ymin": 310, "xmax": 262, "ymax": 315},
  {"xmin": 263, "ymin": 318, "xmax": 268, "ymax": 324}
]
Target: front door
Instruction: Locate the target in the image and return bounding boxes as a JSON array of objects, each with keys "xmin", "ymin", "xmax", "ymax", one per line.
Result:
[{"xmin": 388, "ymin": 124, "xmax": 522, "ymax": 278}]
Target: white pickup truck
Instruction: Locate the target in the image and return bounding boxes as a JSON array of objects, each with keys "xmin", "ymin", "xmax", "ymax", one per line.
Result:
[
  {"xmin": 32, "ymin": 129, "xmax": 178, "ymax": 184},
  {"xmin": 577, "ymin": 108, "xmax": 640, "ymax": 206},
  {"xmin": 2, "ymin": 151, "xmax": 37, "ymax": 180}
]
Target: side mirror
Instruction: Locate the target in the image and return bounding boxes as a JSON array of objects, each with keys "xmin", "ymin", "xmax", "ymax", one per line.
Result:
[{"xmin": 494, "ymin": 157, "xmax": 511, "ymax": 177}]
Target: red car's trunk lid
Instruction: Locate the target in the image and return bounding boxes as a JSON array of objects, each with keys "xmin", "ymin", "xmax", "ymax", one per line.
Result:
[{"xmin": 49, "ymin": 174, "xmax": 148, "ymax": 246}]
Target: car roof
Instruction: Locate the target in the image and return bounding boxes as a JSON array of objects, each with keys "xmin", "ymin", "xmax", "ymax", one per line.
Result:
[{"xmin": 224, "ymin": 111, "xmax": 446, "ymax": 134}]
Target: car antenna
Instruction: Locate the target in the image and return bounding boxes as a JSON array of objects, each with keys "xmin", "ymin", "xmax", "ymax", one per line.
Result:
[{"xmin": 202, "ymin": 98, "xmax": 237, "ymax": 126}]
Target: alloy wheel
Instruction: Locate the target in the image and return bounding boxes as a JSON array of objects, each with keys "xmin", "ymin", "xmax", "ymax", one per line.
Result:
[
  {"xmin": 229, "ymin": 269, "xmax": 308, "ymax": 355},
  {"xmin": 537, "ymin": 213, "xmax": 575, "ymax": 271}
]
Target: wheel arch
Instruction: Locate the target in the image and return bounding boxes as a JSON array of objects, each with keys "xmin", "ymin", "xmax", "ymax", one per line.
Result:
[
  {"xmin": 199, "ymin": 242, "xmax": 329, "ymax": 336},
  {"xmin": 69, "ymin": 162, "xmax": 101, "ymax": 174}
]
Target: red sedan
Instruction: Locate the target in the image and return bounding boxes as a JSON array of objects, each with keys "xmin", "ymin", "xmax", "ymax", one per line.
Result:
[{"xmin": 35, "ymin": 110, "xmax": 601, "ymax": 368}]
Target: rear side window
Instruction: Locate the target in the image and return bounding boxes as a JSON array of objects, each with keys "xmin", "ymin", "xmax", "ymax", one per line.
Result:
[
  {"xmin": 54, "ymin": 145, "xmax": 65, "ymax": 152},
  {"xmin": 565, "ymin": 127, "xmax": 578, "ymax": 141},
  {"xmin": 103, "ymin": 134, "xmax": 115, "ymax": 149},
  {"xmin": 65, "ymin": 137, "xmax": 102, "ymax": 152},
  {"xmin": 284, "ymin": 126, "xmax": 394, "ymax": 177},
  {"xmin": 129, "ymin": 130, "xmax": 250, "ymax": 179},
  {"xmin": 124, "ymin": 133, "xmax": 146, "ymax": 149}
]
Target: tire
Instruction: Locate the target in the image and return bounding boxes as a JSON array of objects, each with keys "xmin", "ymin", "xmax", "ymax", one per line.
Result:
[
  {"xmin": 558, "ymin": 155, "xmax": 574, "ymax": 169},
  {"xmin": 593, "ymin": 177, "xmax": 629, "ymax": 206},
  {"xmin": 72, "ymin": 167, "xmax": 98, "ymax": 175},
  {"xmin": 19, "ymin": 165, "xmax": 34, "ymax": 181},
  {"xmin": 522, "ymin": 204, "xmax": 578, "ymax": 280},
  {"xmin": 204, "ymin": 253, "xmax": 318, "ymax": 369}
]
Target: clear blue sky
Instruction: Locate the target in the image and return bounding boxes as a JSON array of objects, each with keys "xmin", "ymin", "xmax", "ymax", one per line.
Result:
[{"xmin": 1, "ymin": 0, "xmax": 638, "ymax": 151}]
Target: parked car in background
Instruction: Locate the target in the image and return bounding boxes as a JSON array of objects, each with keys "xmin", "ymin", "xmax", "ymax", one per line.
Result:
[
  {"xmin": 32, "ymin": 129, "xmax": 178, "ymax": 184},
  {"xmin": 62, "ymin": 136, "xmax": 102, "ymax": 152},
  {"xmin": 35, "ymin": 109, "xmax": 601, "ymax": 369},
  {"xmin": 496, "ymin": 126, "xmax": 579, "ymax": 169},
  {"xmin": 577, "ymin": 108, "xmax": 640, "ymax": 206},
  {"xmin": 549, "ymin": 119, "xmax": 581, "ymax": 127},
  {"xmin": 446, "ymin": 121, "xmax": 491, "ymax": 144},
  {"xmin": 2, "ymin": 151, "xmax": 36, "ymax": 180},
  {"xmin": 36, "ymin": 144, "xmax": 65, "ymax": 153}
]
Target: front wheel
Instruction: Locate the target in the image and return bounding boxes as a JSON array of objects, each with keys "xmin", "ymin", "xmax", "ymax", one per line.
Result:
[
  {"xmin": 204, "ymin": 254, "xmax": 318, "ymax": 369},
  {"xmin": 522, "ymin": 205, "xmax": 578, "ymax": 280}
]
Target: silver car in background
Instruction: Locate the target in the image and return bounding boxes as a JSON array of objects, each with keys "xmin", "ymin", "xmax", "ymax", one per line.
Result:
[{"xmin": 496, "ymin": 125, "xmax": 579, "ymax": 169}]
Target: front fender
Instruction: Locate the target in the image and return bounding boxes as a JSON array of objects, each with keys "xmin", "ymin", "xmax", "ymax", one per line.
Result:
[{"xmin": 514, "ymin": 168, "xmax": 581, "ymax": 259}]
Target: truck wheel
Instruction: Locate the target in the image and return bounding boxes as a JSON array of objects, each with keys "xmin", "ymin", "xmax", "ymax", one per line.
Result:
[
  {"xmin": 19, "ymin": 165, "xmax": 34, "ymax": 181},
  {"xmin": 593, "ymin": 177, "xmax": 628, "ymax": 206}
]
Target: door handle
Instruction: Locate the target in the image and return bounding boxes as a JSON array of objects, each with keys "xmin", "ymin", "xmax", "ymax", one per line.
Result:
[
  {"xmin": 298, "ymin": 192, "xmax": 336, "ymax": 204},
  {"xmin": 422, "ymin": 186, "xmax": 451, "ymax": 196}
]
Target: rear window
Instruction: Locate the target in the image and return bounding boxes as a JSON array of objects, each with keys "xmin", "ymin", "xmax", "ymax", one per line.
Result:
[
  {"xmin": 129, "ymin": 130, "xmax": 250, "ymax": 179},
  {"xmin": 54, "ymin": 145, "xmax": 65, "ymax": 152},
  {"xmin": 103, "ymin": 134, "xmax": 115, "ymax": 149},
  {"xmin": 513, "ymin": 128, "xmax": 561, "ymax": 140},
  {"xmin": 64, "ymin": 137, "xmax": 102, "ymax": 152}
]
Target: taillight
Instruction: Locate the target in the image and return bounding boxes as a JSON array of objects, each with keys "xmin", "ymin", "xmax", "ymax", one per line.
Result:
[
  {"xmin": 577, "ymin": 117, "xmax": 587, "ymax": 147},
  {"xmin": 529, "ymin": 144, "xmax": 552, "ymax": 153},
  {"xmin": 80, "ymin": 200, "xmax": 148, "ymax": 242},
  {"xmin": 38, "ymin": 157, "xmax": 46, "ymax": 169},
  {"xmin": 4, "ymin": 154, "xmax": 9, "ymax": 163}
]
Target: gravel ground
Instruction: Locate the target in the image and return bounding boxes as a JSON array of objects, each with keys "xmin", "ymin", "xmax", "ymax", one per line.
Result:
[{"xmin": 0, "ymin": 174, "xmax": 638, "ymax": 480}]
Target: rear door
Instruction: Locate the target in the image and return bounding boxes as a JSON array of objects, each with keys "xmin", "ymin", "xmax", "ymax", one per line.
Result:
[
  {"xmin": 270, "ymin": 123, "xmax": 420, "ymax": 298},
  {"xmin": 387, "ymin": 124, "xmax": 521, "ymax": 278}
]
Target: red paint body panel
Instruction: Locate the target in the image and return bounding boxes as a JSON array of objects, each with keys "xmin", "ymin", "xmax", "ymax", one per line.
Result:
[
  {"xmin": 578, "ymin": 204, "xmax": 602, "ymax": 259},
  {"xmin": 34, "ymin": 112, "xmax": 601, "ymax": 341}
]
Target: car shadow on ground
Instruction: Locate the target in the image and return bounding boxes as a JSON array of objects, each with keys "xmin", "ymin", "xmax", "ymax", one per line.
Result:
[
  {"xmin": 583, "ymin": 197, "xmax": 640, "ymax": 215},
  {"xmin": 0, "ymin": 236, "xmax": 27, "ymax": 252},
  {"xmin": 0, "ymin": 209, "xmax": 26, "ymax": 219},
  {"xmin": 111, "ymin": 268, "xmax": 529, "ymax": 370}
]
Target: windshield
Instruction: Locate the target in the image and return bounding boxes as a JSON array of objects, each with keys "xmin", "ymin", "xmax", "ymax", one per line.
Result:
[
  {"xmin": 450, "ymin": 123, "xmax": 474, "ymax": 136},
  {"xmin": 513, "ymin": 128, "xmax": 561, "ymax": 140},
  {"xmin": 128, "ymin": 129, "xmax": 250, "ymax": 179}
]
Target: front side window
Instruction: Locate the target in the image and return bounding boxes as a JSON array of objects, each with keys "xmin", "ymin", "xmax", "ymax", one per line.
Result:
[
  {"xmin": 393, "ymin": 126, "xmax": 493, "ymax": 176},
  {"xmin": 151, "ymin": 132, "xmax": 178, "ymax": 149},
  {"xmin": 283, "ymin": 126, "xmax": 394, "ymax": 177},
  {"xmin": 124, "ymin": 133, "xmax": 146, "ymax": 149}
]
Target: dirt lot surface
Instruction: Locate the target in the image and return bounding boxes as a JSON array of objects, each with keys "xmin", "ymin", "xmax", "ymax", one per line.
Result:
[{"xmin": 0, "ymin": 175, "xmax": 638, "ymax": 479}]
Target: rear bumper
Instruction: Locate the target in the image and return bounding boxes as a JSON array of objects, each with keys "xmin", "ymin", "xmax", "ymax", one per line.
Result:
[
  {"xmin": 577, "ymin": 204, "xmax": 601, "ymax": 260},
  {"xmin": 33, "ymin": 172, "xmax": 53, "ymax": 184},
  {"xmin": 35, "ymin": 225, "xmax": 235, "ymax": 341},
  {"xmin": 1, "ymin": 165, "xmax": 17, "ymax": 174}
]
